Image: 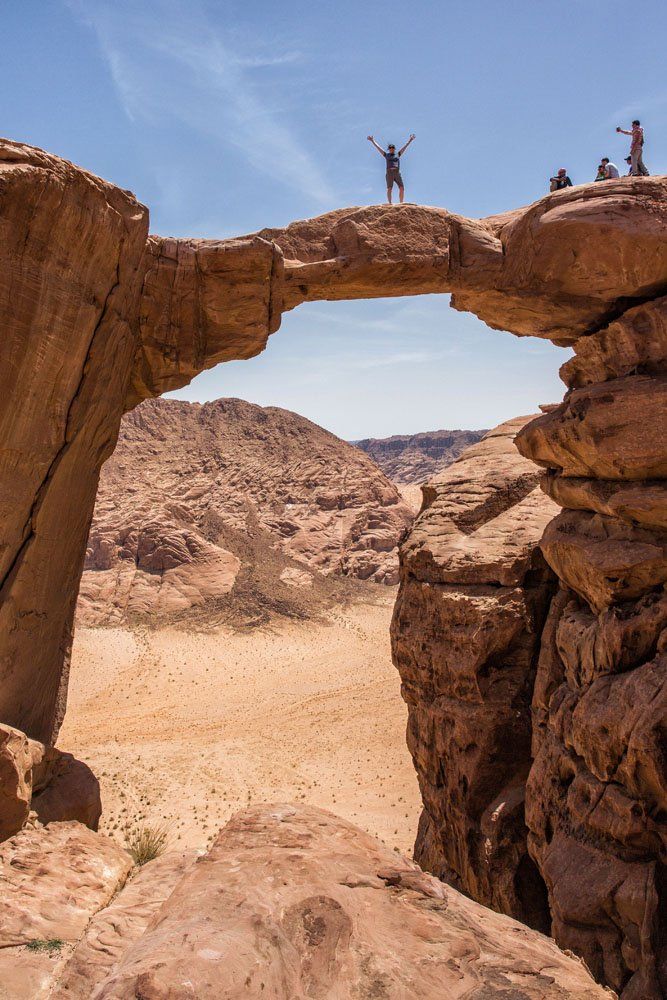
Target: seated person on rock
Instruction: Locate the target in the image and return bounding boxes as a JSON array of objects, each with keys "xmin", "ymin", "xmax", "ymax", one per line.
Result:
[
  {"xmin": 594, "ymin": 163, "xmax": 606, "ymax": 181},
  {"xmin": 549, "ymin": 168, "xmax": 573, "ymax": 191},
  {"xmin": 367, "ymin": 134, "xmax": 416, "ymax": 205},
  {"xmin": 601, "ymin": 157, "xmax": 619, "ymax": 179}
]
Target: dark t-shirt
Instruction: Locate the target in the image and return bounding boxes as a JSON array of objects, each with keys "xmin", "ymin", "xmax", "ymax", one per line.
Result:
[
  {"xmin": 384, "ymin": 151, "xmax": 401, "ymax": 170},
  {"xmin": 555, "ymin": 176, "xmax": 572, "ymax": 189}
]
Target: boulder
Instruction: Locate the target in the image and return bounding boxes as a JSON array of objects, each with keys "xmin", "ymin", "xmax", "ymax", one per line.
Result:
[
  {"xmin": 539, "ymin": 510, "xmax": 667, "ymax": 613},
  {"xmin": 0, "ymin": 724, "xmax": 32, "ymax": 841},
  {"xmin": 561, "ymin": 295, "xmax": 667, "ymax": 389},
  {"xmin": 93, "ymin": 803, "xmax": 609, "ymax": 999},
  {"xmin": 515, "ymin": 375, "xmax": 667, "ymax": 481},
  {"xmin": 542, "ymin": 473, "xmax": 667, "ymax": 531}
]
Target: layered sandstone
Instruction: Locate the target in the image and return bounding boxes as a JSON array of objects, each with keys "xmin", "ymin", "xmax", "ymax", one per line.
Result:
[
  {"xmin": 84, "ymin": 804, "xmax": 607, "ymax": 999},
  {"xmin": 0, "ymin": 722, "xmax": 100, "ymax": 842},
  {"xmin": 392, "ymin": 417, "xmax": 559, "ymax": 931},
  {"xmin": 1, "ymin": 139, "xmax": 666, "ymax": 996},
  {"xmin": 513, "ymin": 295, "xmax": 667, "ymax": 1000},
  {"xmin": 79, "ymin": 397, "xmax": 412, "ymax": 625},
  {"xmin": 2, "ymin": 137, "xmax": 666, "ymax": 745},
  {"xmin": 354, "ymin": 428, "xmax": 486, "ymax": 485}
]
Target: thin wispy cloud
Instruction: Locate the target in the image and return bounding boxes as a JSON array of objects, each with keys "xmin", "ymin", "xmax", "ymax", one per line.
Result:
[{"xmin": 65, "ymin": 0, "xmax": 330, "ymax": 204}]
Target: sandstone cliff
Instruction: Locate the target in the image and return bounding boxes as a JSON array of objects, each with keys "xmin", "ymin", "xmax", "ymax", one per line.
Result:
[
  {"xmin": 354, "ymin": 428, "xmax": 486, "ymax": 484},
  {"xmin": 0, "ymin": 137, "xmax": 665, "ymax": 997},
  {"xmin": 513, "ymin": 299, "xmax": 667, "ymax": 1000},
  {"xmin": 392, "ymin": 416, "xmax": 559, "ymax": 932},
  {"xmin": 79, "ymin": 397, "xmax": 412, "ymax": 625}
]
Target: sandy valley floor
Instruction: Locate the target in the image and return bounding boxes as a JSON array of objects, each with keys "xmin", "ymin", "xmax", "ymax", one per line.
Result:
[{"xmin": 60, "ymin": 590, "xmax": 422, "ymax": 857}]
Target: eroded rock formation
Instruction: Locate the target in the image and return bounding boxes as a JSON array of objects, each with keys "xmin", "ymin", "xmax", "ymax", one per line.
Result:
[
  {"xmin": 30, "ymin": 804, "xmax": 606, "ymax": 999},
  {"xmin": 1, "ymin": 138, "xmax": 666, "ymax": 996},
  {"xmin": 0, "ymin": 722, "xmax": 100, "ymax": 842},
  {"xmin": 513, "ymin": 298, "xmax": 667, "ymax": 999},
  {"xmin": 79, "ymin": 397, "xmax": 412, "ymax": 625},
  {"xmin": 392, "ymin": 417, "xmax": 559, "ymax": 931}
]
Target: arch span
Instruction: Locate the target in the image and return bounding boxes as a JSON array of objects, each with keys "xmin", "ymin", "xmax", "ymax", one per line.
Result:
[
  {"xmin": 1, "ymin": 137, "xmax": 666, "ymax": 743},
  {"xmin": 1, "ymin": 137, "xmax": 666, "ymax": 997}
]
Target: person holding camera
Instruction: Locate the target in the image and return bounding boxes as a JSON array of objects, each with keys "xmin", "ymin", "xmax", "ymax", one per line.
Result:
[
  {"xmin": 616, "ymin": 120, "xmax": 649, "ymax": 176},
  {"xmin": 549, "ymin": 168, "xmax": 573, "ymax": 191}
]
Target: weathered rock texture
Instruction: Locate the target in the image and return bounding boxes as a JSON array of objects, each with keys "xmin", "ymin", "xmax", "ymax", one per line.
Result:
[
  {"xmin": 1, "ymin": 139, "xmax": 666, "ymax": 996},
  {"xmin": 0, "ymin": 722, "xmax": 100, "ymax": 842},
  {"xmin": 0, "ymin": 820, "xmax": 131, "ymax": 998},
  {"xmin": 354, "ymin": 428, "xmax": 486, "ymax": 485},
  {"xmin": 51, "ymin": 849, "xmax": 197, "ymax": 999},
  {"xmin": 1, "ymin": 138, "xmax": 666, "ymax": 742},
  {"xmin": 392, "ymin": 417, "xmax": 559, "ymax": 932},
  {"xmin": 84, "ymin": 803, "xmax": 607, "ymax": 999},
  {"xmin": 79, "ymin": 396, "xmax": 412, "ymax": 625},
  {"xmin": 512, "ymin": 296, "xmax": 667, "ymax": 1000}
]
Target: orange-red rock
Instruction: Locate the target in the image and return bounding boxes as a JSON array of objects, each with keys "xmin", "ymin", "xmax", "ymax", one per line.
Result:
[
  {"xmin": 0, "ymin": 820, "xmax": 131, "ymax": 998},
  {"xmin": 391, "ymin": 418, "xmax": 558, "ymax": 930},
  {"xmin": 78, "ymin": 397, "xmax": 412, "ymax": 625},
  {"xmin": 93, "ymin": 803, "xmax": 608, "ymax": 999}
]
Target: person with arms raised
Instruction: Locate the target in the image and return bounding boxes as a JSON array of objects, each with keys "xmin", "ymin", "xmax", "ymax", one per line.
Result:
[{"xmin": 367, "ymin": 134, "xmax": 416, "ymax": 204}]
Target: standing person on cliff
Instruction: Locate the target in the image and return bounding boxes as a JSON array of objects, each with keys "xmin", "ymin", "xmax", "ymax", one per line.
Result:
[
  {"xmin": 367, "ymin": 134, "xmax": 416, "ymax": 204},
  {"xmin": 616, "ymin": 119, "xmax": 649, "ymax": 176}
]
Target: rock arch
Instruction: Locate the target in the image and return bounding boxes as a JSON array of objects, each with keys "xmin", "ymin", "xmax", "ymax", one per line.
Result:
[{"xmin": 1, "ymin": 138, "xmax": 665, "ymax": 997}]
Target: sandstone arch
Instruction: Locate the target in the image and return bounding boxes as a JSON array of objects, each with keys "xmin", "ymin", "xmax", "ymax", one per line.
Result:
[{"xmin": 1, "ymin": 138, "xmax": 665, "ymax": 997}]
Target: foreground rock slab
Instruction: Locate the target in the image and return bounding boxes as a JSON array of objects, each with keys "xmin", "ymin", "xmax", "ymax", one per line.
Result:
[
  {"xmin": 0, "ymin": 821, "xmax": 131, "ymax": 998},
  {"xmin": 51, "ymin": 850, "xmax": 197, "ymax": 999},
  {"xmin": 95, "ymin": 803, "xmax": 608, "ymax": 999}
]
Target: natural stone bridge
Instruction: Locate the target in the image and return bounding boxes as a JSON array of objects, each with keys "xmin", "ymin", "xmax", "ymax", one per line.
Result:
[{"xmin": 1, "ymin": 138, "xmax": 665, "ymax": 998}]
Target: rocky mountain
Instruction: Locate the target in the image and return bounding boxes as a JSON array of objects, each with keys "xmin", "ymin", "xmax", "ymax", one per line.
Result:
[
  {"xmin": 354, "ymin": 428, "xmax": 486, "ymax": 484},
  {"xmin": 78, "ymin": 397, "xmax": 413, "ymax": 625}
]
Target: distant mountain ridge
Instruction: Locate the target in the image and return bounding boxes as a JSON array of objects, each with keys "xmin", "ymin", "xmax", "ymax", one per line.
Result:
[{"xmin": 353, "ymin": 429, "xmax": 487, "ymax": 485}]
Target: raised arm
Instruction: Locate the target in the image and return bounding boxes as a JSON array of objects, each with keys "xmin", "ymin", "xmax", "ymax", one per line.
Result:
[
  {"xmin": 616, "ymin": 128, "xmax": 632, "ymax": 136},
  {"xmin": 367, "ymin": 135, "xmax": 386, "ymax": 156},
  {"xmin": 399, "ymin": 134, "xmax": 416, "ymax": 156}
]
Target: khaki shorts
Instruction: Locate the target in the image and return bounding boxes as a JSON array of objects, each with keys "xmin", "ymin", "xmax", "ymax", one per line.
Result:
[{"xmin": 386, "ymin": 169, "xmax": 404, "ymax": 188}]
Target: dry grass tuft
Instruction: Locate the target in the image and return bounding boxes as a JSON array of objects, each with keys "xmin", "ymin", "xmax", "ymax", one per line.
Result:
[{"xmin": 125, "ymin": 822, "xmax": 169, "ymax": 866}]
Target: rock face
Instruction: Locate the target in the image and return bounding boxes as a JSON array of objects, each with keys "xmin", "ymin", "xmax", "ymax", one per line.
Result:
[
  {"xmin": 78, "ymin": 396, "xmax": 413, "ymax": 624},
  {"xmin": 392, "ymin": 417, "xmax": 559, "ymax": 931},
  {"xmin": 0, "ymin": 820, "xmax": 131, "ymax": 998},
  {"xmin": 2, "ymin": 138, "xmax": 666, "ymax": 743},
  {"xmin": 0, "ymin": 140, "xmax": 149, "ymax": 744},
  {"xmin": 513, "ymin": 295, "xmax": 667, "ymax": 1000},
  {"xmin": 87, "ymin": 803, "xmax": 607, "ymax": 999},
  {"xmin": 1, "ymin": 138, "xmax": 666, "ymax": 996},
  {"xmin": 0, "ymin": 722, "xmax": 101, "ymax": 842},
  {"xmin": 354, "ymin": 428, "xmax": 486, "ymax": 484},
  {"xmin": 51, "ymin": 849, "xmax": 197, "ymax": 999}
]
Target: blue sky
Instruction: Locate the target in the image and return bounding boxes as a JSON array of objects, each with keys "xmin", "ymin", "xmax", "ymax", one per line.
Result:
[{"xmin": 4, "ymin": 1, "xmax": 666, "ymax": 437}]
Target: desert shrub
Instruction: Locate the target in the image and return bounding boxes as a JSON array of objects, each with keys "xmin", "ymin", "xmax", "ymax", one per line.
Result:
[
  {"xmin": 125, "ymin": 822, "xmax": 169, "ymax": 866},
  {"xmin": 26, "ymin": 939, "xmax": 64, "ymax": 954}
]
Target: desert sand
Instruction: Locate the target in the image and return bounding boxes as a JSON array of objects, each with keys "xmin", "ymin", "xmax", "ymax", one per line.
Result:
[{"xmin": 59, "ymin": 588, "xmax": 422, "ymax": 856}]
